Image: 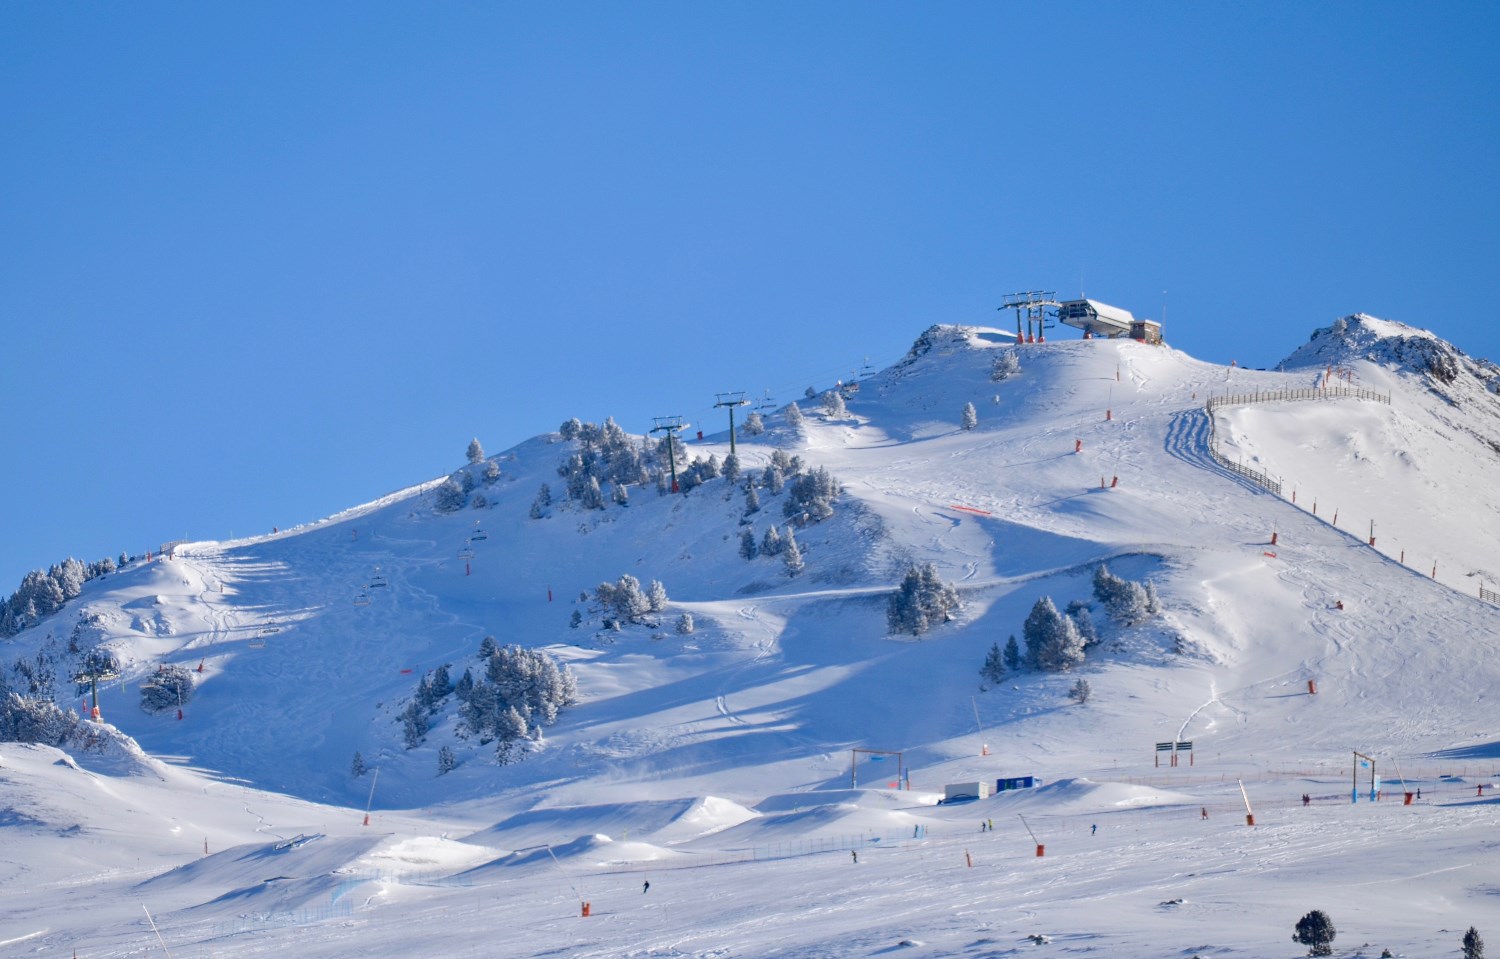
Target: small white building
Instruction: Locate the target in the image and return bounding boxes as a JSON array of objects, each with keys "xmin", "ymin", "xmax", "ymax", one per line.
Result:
[{"xmin": 943, "ymin": 781, "xmax": 992, "ymax": 802}]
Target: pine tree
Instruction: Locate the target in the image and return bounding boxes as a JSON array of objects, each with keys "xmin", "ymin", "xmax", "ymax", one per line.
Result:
[
  {"xmin": 647, "ymin": 579, "xmax": 668, "ymax": 613},
  {"xmin": 980, "ymin": 642, "xmax": 1006, "ymax": 684},
  {"xmin": 466, "ymin": 438, "xmax": 484, "ymax": 464},
  {"xmin": 1068, "ymin": 678, "xmax": 1092, "ymax": 704},
  {"xmin": 739, "ymin": 528, "xmax": 758, "ymax": 561},
  {"xmin": 1293, "ymin": 910, "xmax": 1336, "ymax": 957},
  {"xmin": 742, "ymin": 411, "xmax": 765, "ymax": 436},
  {"xmin": 821, "ymin": 390, "xmax": 847, "ymax": 418},
  {"xmin": 785, "ymin": 402, "xmax": 804, "ymax": 427},
  {"xmin": 675, "ymin": 612, "xmax": 695, "ymax": 634},
  {"xmin": 744, "ymin": 483, "xmax": 761, "ymax": 515},
  {"xmin": 722, "ymin": 452, "xmax": 741, "ymax": 484},
  {"xmin": 530, "ymin": 483, "xmax": 552, "ymax": 519},
  {"xmin": 1004, "ymin": 635, "xmax": 1022, "ymax": 671},
  {"xmin": 483, "ymin": 460, "xmax": 501, "ymax": 484},
  {"xmin": 1023, "ymin": 597, "xmax": 1085, "ymax": 671},
  {"xmin": 782, "ymin": 529, "xmax": 804, "ymax": 576},
  {"xmin": 569, "ymin": 609, "xmax": 583, "ymax": 628},
  {"xmin": 991, "ymin": 351, "xmax": 1021, "ymax": 381},
  {"xmin": 434, "ymin": 477, "xmax": 466, "ymax": 513},
  {"xmin": 1065, "ymin": 600, "xmax": 1100, "ymax": 649},
  {"xmin": 760, "ymin": 525, "xmax": 783, "ymax": 557},
  {"xmin": 437, "ymin": 745, "xmax": 456, "ymax": 775},
  {"xmin": 961, "ymin": 402, "xmax": 978, "ymax": 430},
  {"xmin": 887, "ymin": 564, "xmax": 961, "ymax": 636},
  {"xmin": 1465, "ymin": 927, "xmax": 1485, "ymax": 959},
  {"xmin": 351, "ymin": 751, "xmax": 367, "ymax": 777}
]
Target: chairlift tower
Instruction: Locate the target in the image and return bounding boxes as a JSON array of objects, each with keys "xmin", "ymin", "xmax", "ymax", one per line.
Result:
[
  {"xmin": 999, "ymin": 290, "xmax": 1061, "ymax": 344},
  {"xmin": 73, "ymin": 662, "xmax": 120, "ymax": 721},
  {"xmin": 713, "ymin": 392, "xmax": 750, "ymax": 455},
  {"xmin": 650, "ymin": 416, "xmax": 687, "ymax": 493}
]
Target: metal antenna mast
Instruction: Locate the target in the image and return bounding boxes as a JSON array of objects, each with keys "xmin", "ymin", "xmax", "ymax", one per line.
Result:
[
  {"xmin": 713, "ymin": 392, "xmax": 750, "ymax": 455},
  {"xmin": 650, "ymin": 416, "xmax": 687, "ymax": 493}
]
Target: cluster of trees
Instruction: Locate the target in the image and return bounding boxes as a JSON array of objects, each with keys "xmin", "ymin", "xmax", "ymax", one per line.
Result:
[
  {"xmin": 434, "ymin": 437, "xmax": 501, "ymax": 513},
  {"xmin": 592, "ymin": 574, "xmax": 668, "ymax": 629},
  {"xmin": 1, "ymin": 556, "xmax": 119, "ymax": 638},
  {"xmin": 887, "ymin": 564, "xmax": 961, "ymax": 636},
  {"xmin": 398, "ymin": 638, "xmax": 578, "ymax": 765},
  {"xmin": 738, "ymin": 524, "xmax": 804, "ymax": 577},
  {"xmin": 140, "ymin": 664, "xmax": 195, "ymax": 714},
  {"xmin": 1288, "ymin": 909, "xmax": 1481, "ymax": 959},
  {"xmin": 0, "ymin": 691, "xmax": 85, "ymax": 746},
  {"xmin": 979, "ymin": 563, "xmax": 1159, "ymax": 688}
]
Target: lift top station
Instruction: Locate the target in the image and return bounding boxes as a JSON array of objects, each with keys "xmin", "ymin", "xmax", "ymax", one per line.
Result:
[{"xmin": 1001, "ymin": 291, "xmax": 1163, "ymax": 345}]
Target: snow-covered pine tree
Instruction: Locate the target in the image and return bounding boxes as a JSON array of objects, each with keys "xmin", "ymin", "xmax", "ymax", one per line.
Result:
[
  {"xmin": 1004, "ymin": 635, "xmax": 1022, "ymax": 671},
  {"xmin": 466, "ymin": 438, "xmax": 484, "ymax": 464},
  {"xmin": 437, "ymin": 745, "xmax": 456, "ymax": 775},
  {"xmin": 784, "ymin": 466, "xmax": 841, "ymax": 525},
  {"xmin": 739, "ymin": 528, "xmax": 758, "ymax": 561},
  {"xmin": 783, "ymin": 528, "xmax": 804, "ymax": 576},
  {"xmin": 760, "ymin": 525, "xmax": 783, "ymax": 557},
  {"xmin": 1068, "ymin": 677, "xmax": 1092, "ymax": 704},
  {"xmin": 1065, "ymin": 600, "xmax": 1100, "ymax": 649},
  {"xmin": 675, "ymin": 612, "xmax": 695, "ymax": 634},
  {"xmin": 530, "ymin": 483, "xmax": 552, "ymax": 519},
  {"xmin": 434, "ymin": 477, "xmax": 466, "ymax": 513},
  {"xmin": 961, "ymin": 402, "xmax": 978, "ymax": 431},
  {"xmin": 139, "ymin": 665, "xmax": 195, "ymax": 714},
  {"xmin": 742, "ymin": 411, "xmax": 765, "ymax": 436},
  {"xmin": 483, "ymin": 459, "xmax": 501, "ymax": 484},
  {"xmin": 980, "ymin": 642, "xmax": 1006, "ymax": 684},
  {"xmin": 886, "ymin": 564, "xmax": 961, "ymax": 636},
  {"xmin": 647, "ymin": 579, "xmax": 668, "ymax": 613},
  {"xmin": 991, "ymin": 351, "xmax": 1021, "ymax": 381},
  {"xmin": 722, "ymin": 452, "xmax": 741, "ymax": 484},
  {"xmin": 1023, "ymin": 597, "xmax": 1085, "ymax": 671},
  {"xmin": 612, "ymin": 483, "xmax": 629, "ymax": 506},
  {"xmin": 1092, "ymin": 563, "xmax": 1152, "ymax": 626},
  {"xmin": 821, "ymin": 389, "xmax": 847, "ymax": 418},
  {"xmin": 569, "ymin": 609, "xmax": 583, "ymax": 628},
  {"xmin": 744, "ymin": 483, "xmax": 761, "ymax": 515},
  {"xmin": 785, "ymin": 402, "xmax": 804, "ymax": 427}
]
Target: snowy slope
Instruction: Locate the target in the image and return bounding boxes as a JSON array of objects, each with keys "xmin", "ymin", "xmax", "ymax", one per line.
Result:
[{"xmin": 4, "ymin": 315, "xmax": 1500, "ymax": 957}]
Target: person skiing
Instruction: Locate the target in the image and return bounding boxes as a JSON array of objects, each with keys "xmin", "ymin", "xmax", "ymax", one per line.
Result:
[
  {"xmin": 1200, "ymin": 806, "xmax": 1208, "ymax": 820},
  {"xmin": 642, "ymin": 880, "xmax": 650, "ymax": 893},
  {"xmin": 1090, "ymin": 823, "xmax": 1097, "ymax": 835},
  {"xmin": 851, "ymin": 850, "xmax": 858, "ymax": 864}
]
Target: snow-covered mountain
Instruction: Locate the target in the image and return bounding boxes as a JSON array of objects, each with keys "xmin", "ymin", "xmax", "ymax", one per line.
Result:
[{"xmin": 4, "ymin": 315, "xmax": 1500, "ymax": 958}]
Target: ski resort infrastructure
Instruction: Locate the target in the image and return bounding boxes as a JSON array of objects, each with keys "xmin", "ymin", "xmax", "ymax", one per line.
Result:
[{"xmin": 3, "ymin": 312, "xmax": 1500, "ymax": 958}]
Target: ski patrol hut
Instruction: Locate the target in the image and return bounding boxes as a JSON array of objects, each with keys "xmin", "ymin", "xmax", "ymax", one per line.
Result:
[{"xmin": 1057, "ymin": 299, "xmax": 1164, "ymax": 344}]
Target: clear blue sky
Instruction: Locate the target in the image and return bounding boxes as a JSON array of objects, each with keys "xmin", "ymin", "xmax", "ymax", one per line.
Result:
[{"xmin": 3, "ymin": 2, "xmax": 1497, "ymax": 590}]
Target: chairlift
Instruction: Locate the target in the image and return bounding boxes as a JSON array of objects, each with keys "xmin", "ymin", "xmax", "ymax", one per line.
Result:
[
  {"xmin": 248, "ymin": 636, "xmax": 267, "ymax": 649},
  {"xmin": 470, "ymin": 522, "xmax": 487, "ymax": 542},
  {"xmin": 369, "ymin": 565, "xmax": 388, "ymax": 589},
  {"xmin": 353, "ymin": 592, "xmax": 371, "ymax": 607},
  {"xmin": 458, "ymin": 546, "xmax": 475, "ymax": 561},
  {"xmin": 260, "ymin": 625, "xmax": 281, "ymax": 634}
]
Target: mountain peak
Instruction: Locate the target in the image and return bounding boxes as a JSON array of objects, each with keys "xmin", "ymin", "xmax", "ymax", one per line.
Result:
[{"xmin": 1281, "ymin": 313, "xmax": 1498, "ymax": 391}]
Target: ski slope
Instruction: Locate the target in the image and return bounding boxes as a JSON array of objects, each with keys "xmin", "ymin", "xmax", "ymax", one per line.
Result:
[{"xmin": 3, "ymin": 315, "xmax": 1499, "ymax": 957}]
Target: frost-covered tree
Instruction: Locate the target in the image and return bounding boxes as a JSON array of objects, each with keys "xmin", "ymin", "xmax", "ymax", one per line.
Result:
[
  {"xmin": 741, "ymin": 411, "xmax": 765, "ymax": 436},
  {"xmin": 744, "ymin": 483, "xmax": 761, "ymax": 515},
  {"xmin": 784, "ymin": 466, "xmax": 841, "ymax": 525},
  {"xmin": 400, "ymin": 699, "xmax": 429, "ymax": 748},
  {"xmin": 785, "ymin": 402, "xmax": 804, "ymax": 428},
  {"xmin": 1068, "ymin": 677, "xmax": 1092, "ymax": 704},
  {"xmin": 1004, "ymin": 635, "xmax": 1022, "ymax": 671},
  {"xmin": 804, "ymin": 386, "xmax": 817, "ymax": 400},
  {"xmin": 1065, "ymin": 600, "xmax": 1100, "ymax": 649},
  {"xmin": 783, "ymin": 528, "xmax": 804, "ymax": 577},
  {"xmin": 760, "ymin": 525, "xmax": 784, "ymax": 557},
  {"xmin": 961, "ymin": 402, "xmax": 978, "ymax": 431},
  {"xmin": 530, "ymin": 483, "xmax": 552, "ymax": 519},
  {"xmin": 1092, "ymin": 564, "xmax": 1155, "ymax": 626},
  {"xmin": 595, "ymin": 574, "xmax": 651, "ymax": 624},
  {"xmin": 351, "ymin": 751, "xmax": 367, "ymax": 777},
  {"xmin": 675, "ymin": 612, "xmax": 695, "ymax": 635},
  {"xmin": 483, "ymin": 460, "xmax": 501, "ymax": 484},
  {"xmin": 470, "ymin": 492, "xmax": 488, "ymax": 509},
  {"xmin": 559, "ymin": 418, "xmax": 582, "ymax": 440},
  {"xmin": 1023, "ymin": 597, "xmax": 1085, "ymax": 672},
  {"xmin": 569, "ymin": 609, "xmax": 583, "ymax": 629},
  {"xmin": 1293, "ymin": 910, "xmax": 1336, "ymax": 957},
  {"xmin": 762, "ymin": 464, "xmax": 785, "ymax": 494},
  {"xmin": 886, "ymin": 564, "xmax": 961, "ymax": 636},
  {"xmin": 647, "ymin": 579, "xmax": 668, "ymax": 613},
  {"xmin": 739, "ymin": 528, "xmax": 758, "ymax": 561},
  {"xmin": 466, "ymin": 438, "xmax": 485, "ymax": 464},
  {"xmin": 722, "ymin": 452, "xmax": 741, "ymax": 484},
  {"xmin": 0, "ymin": 693, "xmax": 83, "ymax": 746},
  {"xmin": 821, "ymin": 390, "xmax": 847, "ymax": 418},
  {"xmin": 140, "ymin": 665, "xmax": 195, "ymax": 714},
  {"xmin": 980, "ymin": 642, "xmax": 1006, "ymax": 685},
  {"xmin": 437, "ymin": 745, "xmax": 457, "ymax": 775},
  {"xmin": 434, "ymin": 477, "xmax": 466, "ymax": 513},
  {"xmin": 991, "ymin": 351, "xmax": 1021, "ymax": 381},
  {"xmin": 612, "ymin": 483, "xmax": 630, "ymax": 507}
]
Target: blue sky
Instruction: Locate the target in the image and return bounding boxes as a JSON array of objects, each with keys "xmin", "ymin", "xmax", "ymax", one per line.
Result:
[{"xmin": 3, "ymin": 2, "xmax": 1497, "ymax": 589}]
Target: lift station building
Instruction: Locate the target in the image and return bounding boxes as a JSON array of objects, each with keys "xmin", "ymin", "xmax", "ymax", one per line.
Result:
[{"xmin": 1056, "ymin": 299, "xmax": 1162, "ymax": 344}]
